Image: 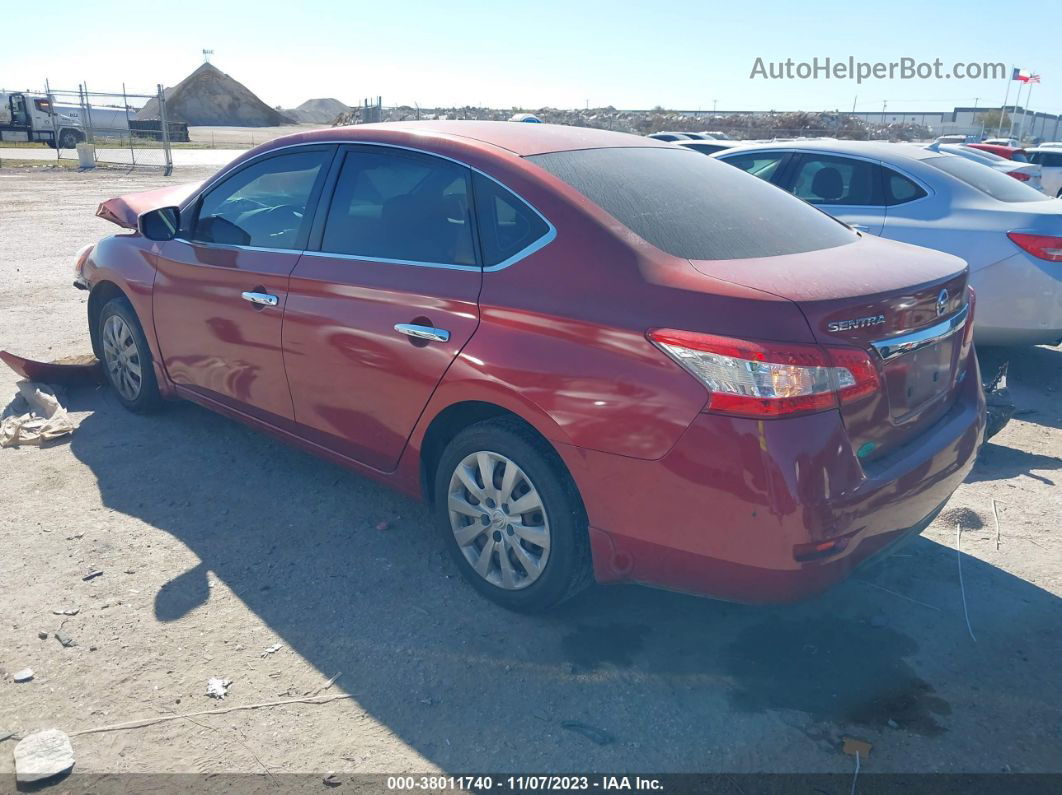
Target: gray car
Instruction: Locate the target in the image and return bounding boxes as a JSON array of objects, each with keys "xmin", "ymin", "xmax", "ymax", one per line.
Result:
[{"xmin": 713, "ymin": 140, "xmax": 1062, "ymax": 345}]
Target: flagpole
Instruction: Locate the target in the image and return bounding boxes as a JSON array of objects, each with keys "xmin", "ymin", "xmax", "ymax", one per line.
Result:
[
  {"xmin": 1020, "ymin": 81, "xmax": 1035, "ymax": 142},
  {"xmin": 997, "ymin": 68, "xmax": 1013, "ymax": 137},
  {"xmin": 1008, "ymin": 80, "xmax": 1025, "ymax": 139}
]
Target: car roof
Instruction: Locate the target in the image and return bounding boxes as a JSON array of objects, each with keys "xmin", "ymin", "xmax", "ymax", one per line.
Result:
[
  {"xmin": 715, "ymin": 138, "xmax": 944, "ymax": 162},
  {"xmin": 292, "ymin": 120, "xmax": 673, "ymax": 157}
]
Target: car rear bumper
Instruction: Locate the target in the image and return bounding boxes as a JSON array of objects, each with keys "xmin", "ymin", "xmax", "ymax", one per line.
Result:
[
  {"xmin": 972, "ymin": 251, "xmax": 1062, "ymax": 346},
  {"xmin": 562, "ymin": 353, "xmax": 986, "ymax": 603}
]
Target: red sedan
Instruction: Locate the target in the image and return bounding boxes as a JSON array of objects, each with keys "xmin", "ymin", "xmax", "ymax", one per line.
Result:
[
  {"xmin": 967, "ymin": 143, "xmax": 1030, "ymax": 162},
  {"xmin": 76, "ymin": 122, "xmax": 986, "ymax": 611}
]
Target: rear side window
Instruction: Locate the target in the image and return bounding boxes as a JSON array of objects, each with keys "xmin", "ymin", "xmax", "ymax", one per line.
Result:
[
  {"xmin": 1010, "ymin": 151, "xmax": 1029, "ymax": 163},
  {"xmin": 192, "ymin": 150, "xmax": 330, "ymax": 249},
  {"xmin": 682, "ymin": 143, "xmax": 730, "ymax": 155},
  {"xmin": 529, "ymin": 147, "xmax": 854, "ymax": 260},
  {"xmin": 884, "ymin": 169, "xmax": 927, "ymax": 205},
  {"xmin": 789, "ymin": 155, "xmax": 884, "ymax": 206},
  {"xmin": 923, "ymin": 155, "xmax": 1049, "ymax": 203},
  {"xmin": 1029, "ymin": 151, "xmax": 1062, "ymax": 167},
  {"xmin": 321, "ymin": 150, "xmax": 475, "ymax": 265},
  {"xmin": 472, "ymin": 173, "xmax": 550, "ymax": 266}
]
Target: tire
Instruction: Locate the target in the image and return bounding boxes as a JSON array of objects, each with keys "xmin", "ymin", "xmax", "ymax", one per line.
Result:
[
  {"xmin": 98, "ymin": 297, "xmax": 162, "ymax": 413},
  {"xmin": 432, "ymin": 418, "xmax": 593, "ymax": 612},
  {"xmin": 58, "ymin": 130, "xmax": 79, "ymax": 149}
]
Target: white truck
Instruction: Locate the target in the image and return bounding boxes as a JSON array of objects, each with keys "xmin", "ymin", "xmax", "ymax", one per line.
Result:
[{"xmin": 0, "ymin": 91, "xmax": 84, "ymax": 148}]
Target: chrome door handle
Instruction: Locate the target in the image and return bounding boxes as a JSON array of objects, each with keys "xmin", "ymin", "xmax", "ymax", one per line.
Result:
[
  {"xmin": 241, "ymin": 291, "xmax": 278, "ymax": 307},
  {"xmin": 394, "ymin": 323, "xmax": 450, "ymax": 342}
]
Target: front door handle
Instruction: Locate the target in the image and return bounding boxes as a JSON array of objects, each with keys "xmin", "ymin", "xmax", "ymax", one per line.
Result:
[
  {"xmin": 394, "ymin": 323, "xmax": 450, "ymax": 342},
  {"xmin": 241, "ymin": 291, "xmax": 279, "ymax": 307}
]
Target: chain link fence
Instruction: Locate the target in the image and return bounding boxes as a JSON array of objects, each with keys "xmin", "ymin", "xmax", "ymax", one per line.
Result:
[{"xmin": 43, "ymin": 83, "xmax": 180, "ymax": 174}]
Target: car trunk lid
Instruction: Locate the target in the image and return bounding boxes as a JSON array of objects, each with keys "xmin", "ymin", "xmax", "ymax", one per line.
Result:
[{"xmin": 689, "ymin": 234, "xmax": 970, "ymax": 460}]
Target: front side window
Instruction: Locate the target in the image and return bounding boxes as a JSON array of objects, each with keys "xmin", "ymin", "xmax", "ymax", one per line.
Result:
[
  {"xmin": 789, "ymin": 155, "xmax": 884, "ymax": 206},
  {"xmin": 472, "ymin": 173, "xmax": 550, "ymax": 267},
  {"xmin": 191, "ymin": 150, "xmax": 330, "ymax": 249},
  {"xmin": 721, "ymin": 151, "xmax": 787, "ymax": 182},
  {"xmin": 320, "ymin": 150, "xmax": 475, "ymax": 265}
]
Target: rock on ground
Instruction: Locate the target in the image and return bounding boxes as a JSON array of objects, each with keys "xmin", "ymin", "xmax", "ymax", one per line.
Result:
[{"xmin": 13, "ymin": 729, "xmax": 74, "ymax": 783}]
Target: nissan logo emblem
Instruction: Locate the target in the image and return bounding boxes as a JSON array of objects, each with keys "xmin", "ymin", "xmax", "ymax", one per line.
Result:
[{"xmin": 936, "ymin": 288, "xmax": 949, "ymax": 317}]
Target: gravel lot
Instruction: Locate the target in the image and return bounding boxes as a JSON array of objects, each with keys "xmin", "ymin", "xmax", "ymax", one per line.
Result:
[{"xmin": 1, "ymin": 166, "xmax": 1060, "ymax": 777}]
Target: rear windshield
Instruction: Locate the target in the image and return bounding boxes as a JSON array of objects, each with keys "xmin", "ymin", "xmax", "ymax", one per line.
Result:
[
  {"xmin": 527, "ymin": 147, "xmax": 855, "ymax": 260},
  {"xmin": 923, "ymin": 155, "xmax": 1048, "ymax": 203}
]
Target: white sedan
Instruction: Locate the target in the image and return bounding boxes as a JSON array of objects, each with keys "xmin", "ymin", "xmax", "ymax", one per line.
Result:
[{"xmin": 712, "ymin": 140, "xmax": 1062, "ymax": 346}]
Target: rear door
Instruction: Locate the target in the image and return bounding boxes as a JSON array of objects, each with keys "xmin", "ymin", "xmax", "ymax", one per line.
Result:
[
  {"xmin": 152, "ymin": 146, "xmax": 334, "ymax": 421},
  {"xmin": 282, "ymin": 145, "xmax": 482, "ymax": 471},
  {"xmin": 779, "ymin": 153, "xmax": 887, "ymax": 234}
]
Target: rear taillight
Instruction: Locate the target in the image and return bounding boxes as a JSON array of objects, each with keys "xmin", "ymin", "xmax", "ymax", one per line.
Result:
[
  {"xmin": 1009, "ymin": 171, "xmax": 1031, "ymax": 182},
  {"xmin": 648, "ymin": 329, "xmax": 881, "ymax": 418},
  {"xmin": 1008, "ymin": 232, "xmax": 1062, "ymax": 262}
]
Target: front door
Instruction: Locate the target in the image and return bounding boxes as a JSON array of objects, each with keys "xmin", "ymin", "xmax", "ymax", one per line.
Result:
[
  {"xmin": 152, "ymin": 146, "xmax": 334, "ymax": 421},
  {"xmin": 283, "ymin": 146, "xmax": 484, "ymax": 471}
]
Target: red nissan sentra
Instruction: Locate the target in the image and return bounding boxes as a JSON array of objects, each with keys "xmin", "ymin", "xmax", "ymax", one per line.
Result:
[{"xmin": 76, "ymin": 122, "xmax": 986, "ymax": 611}]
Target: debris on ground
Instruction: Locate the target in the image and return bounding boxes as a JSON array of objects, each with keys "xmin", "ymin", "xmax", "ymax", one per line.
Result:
[
  {"xmin": 13, "ymin": 728, "xmax": 75, "ymax": 783},
  {"xmin": 0, "ymin": 381, "xmax": 78, "ymax": 448},
  {"xmin": 842, "ymin": 736, "xmax": 872, "ymax": 757},
  {"xmin": 260, "ymin": 643, "xmax": 283, "ymax": 658},
  {"xmin": 13, "ymin": 668, "xmax": 34, "ymax": 683},
  {"xmin": 560, "ymin": 720, "xmax": 615, "ymax": 746},
  {"xmin": 206, "ymin": 678, "xmax": 232, "ymax": 699},
  {"xmin": 984, "ymin": 362, "xmax": 1014, "ymax": 440},
  {"xmin": 55, "ymin": 631, "xmax": 77, "ymax": 648},
  {"xmin": 323, "ymin": 772, "xmax": 342, "ymax": 787},
  {"xmin": 52, "ymin": 608, "xmax": 80, "ymax": 616},
  {"xmin": 82, "ymin": 569, "xmax": 103, "ymax": 581},
  {"xmin": 37, "ymin": 631, "xmax": 48, "ymax": 640},
  {"xmin": 375, "ymin": 520, "xmax": 392, "ymax": 531}
]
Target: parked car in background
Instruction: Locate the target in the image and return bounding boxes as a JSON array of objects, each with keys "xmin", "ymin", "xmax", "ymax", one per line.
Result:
[
  {"xmin": 982, "ymin": 137, "xmax": 1020, "ymax": 147},
  {"xmin": 934, "ymin": 134, "xmax": 975, "ymax": 144},
  {"xmin": 715, "ymin": 140, "xmax": 1062, "ymax": 345},
  {"xmin": 677, "ymin": 139, "xmax": 743, "ymax": 155},
  {"xmin": 936, "ymin": 144, "xmax": 1043, "ymax": 191},
  {"xmin": 77, "ymin": 122, "xmax": 985, "ymax": 611},
  {"xmin": 647, "ymin": 131, "xmax": 693, "ymax": 141},
  {"xmin": 1037, "ymin": 141, "xmax": 1062, "ymax": 148},
  {"xmin": 1026, "ymin": 147, "xmax": 1062, "ymax": 197},
  {"xmin": 967, "ymin": 143, "xmax": 1030, "ymax": 162}
]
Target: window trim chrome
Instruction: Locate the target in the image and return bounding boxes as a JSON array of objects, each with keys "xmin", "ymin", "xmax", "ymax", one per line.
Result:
[
  {"xmin": 871, "ymin": 303, "xmax": 969, "ymax": 361},
  {"xmin": 173, "ymin": 139, "xmax": 557, "ymax": 272}
]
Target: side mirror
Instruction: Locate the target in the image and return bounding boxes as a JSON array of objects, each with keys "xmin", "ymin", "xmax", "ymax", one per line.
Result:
[{"xmin": 138, "ymin": 206, "xmax": 180, "ymax": 241}]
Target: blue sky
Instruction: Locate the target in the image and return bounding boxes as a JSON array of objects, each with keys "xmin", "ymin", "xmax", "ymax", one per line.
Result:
[{"xmin": 2, "ymin": 0, "xmax": 1058, "ymax": 114}]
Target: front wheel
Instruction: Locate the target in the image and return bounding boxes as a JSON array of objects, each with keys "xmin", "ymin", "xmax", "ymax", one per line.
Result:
[
  {"xmin": 58, "ymin": 130, "xmax": 80, "ymax": 149},
  {"xmin": 98, "ymin": 297, "xmax": 162, "ymax": 413},
  {"xmin": 432, "ymin": 419, "xmax": 592, "ymax": 612}
]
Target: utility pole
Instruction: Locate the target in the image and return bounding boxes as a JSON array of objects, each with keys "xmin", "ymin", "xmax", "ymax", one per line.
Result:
[{"xmin": 851, "ymin": 95, "xmax": 857, "ymax": 113}]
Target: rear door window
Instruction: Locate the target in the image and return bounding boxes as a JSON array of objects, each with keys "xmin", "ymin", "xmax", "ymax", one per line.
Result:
[
  {"xmin": 528, "ymin": 146, "xmax": 854, "ymax": 260},
  {"xmin": 883, "ymin": 169, "xmax": 927, "ymax": 205},
  {"xmin": 787, "ymin": 154, "xmax": 885, "ymax": 206},
  {"xmin": 320, "ymin": 149, "xmax": 476, "ymax": 265},
  {"xmin": 472, "ymin": 173, "xmax": 550, "ymax": 267}
]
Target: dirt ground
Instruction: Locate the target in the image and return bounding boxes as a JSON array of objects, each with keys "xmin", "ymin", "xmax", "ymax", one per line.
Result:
[{"xmin": 0, "ymin": 167, "xmax": 1060, "ymax": 777}]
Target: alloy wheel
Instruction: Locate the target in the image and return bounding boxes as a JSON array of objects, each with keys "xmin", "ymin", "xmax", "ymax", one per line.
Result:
[
  {"xmin": 102, "ymin": 314, "xmax": 143, "ymax": 401},
  {"xmin": 447, "ymin": 450, "xmax": 551, "ymax": 590}
]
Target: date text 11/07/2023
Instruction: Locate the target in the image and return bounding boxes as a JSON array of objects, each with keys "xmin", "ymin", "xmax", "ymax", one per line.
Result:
[{"xmin": 386, "ymin": 775, "xmax": 664, "ymax": 791}]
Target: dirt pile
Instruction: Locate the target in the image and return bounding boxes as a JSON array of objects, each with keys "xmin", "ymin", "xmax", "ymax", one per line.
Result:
[
  {"xmin": 283, "ymin": 98, "xmax": 350, "ymax": 124},
  {"xmin": 137, "ymin": 63, "xmax": 293, "ymax": 127},
  {"xmin": 333, "ymin": 105, "xmax": 930, "ymax": 141}
]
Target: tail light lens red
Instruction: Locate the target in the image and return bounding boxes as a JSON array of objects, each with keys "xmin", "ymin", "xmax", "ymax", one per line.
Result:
[
  {"xmin": 648, "ymin": 329, "xmax": 881, "ymax": 418},
  {"xmin": 1007, "ymin": 232, "xmax": 1062, "ymax": 262},
  {"xmin": 1009, "ymin": 171, "xmax": 1032, "ymax": 182}
]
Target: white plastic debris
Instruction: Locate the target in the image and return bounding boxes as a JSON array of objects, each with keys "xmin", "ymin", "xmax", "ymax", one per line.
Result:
[
  {"xmin": 206, "ymin": 678, "xmax": 232, "ymax": 699},
  {"xmin": 260, "ymin": 643, "xmax": 283, "ymax": 658},
  {"xmin": 0, "ymin": 381, "xmax": 78, "ymax": 447},
  {"xmin": 13, "ymin": 729, "xmax": 75, "ymax": 783},
  {"xmin": 13, "ymin": 668, "xmax": 34, "ymax": 683}
]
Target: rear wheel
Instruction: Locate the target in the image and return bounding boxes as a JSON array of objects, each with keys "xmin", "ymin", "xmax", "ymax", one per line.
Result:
[
  {"xmin": 98, "ymin": 297, "xmax": 162, "ymax": 413},
  {"xmin": 432, "ymin": 419, "xmax": 592, "ymax": 612},
  {"xmin": 58, "ymin": 129, "xmax": 80, "ymax": 149}
]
